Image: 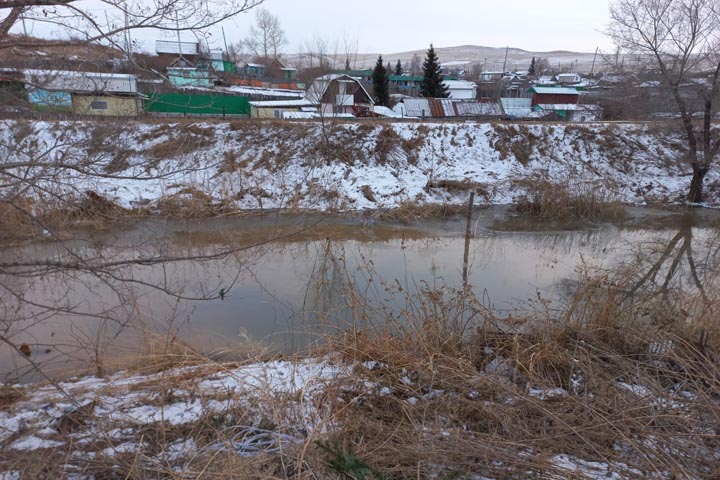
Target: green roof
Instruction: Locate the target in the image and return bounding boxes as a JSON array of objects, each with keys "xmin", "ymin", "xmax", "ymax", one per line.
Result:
[
  {"xmin": 333, "ymin": 69, "xmax": 372, "ymax": 76},
  {"xmin": 389, "ymin": 75, "xmax": 423, "ymax": 82}
]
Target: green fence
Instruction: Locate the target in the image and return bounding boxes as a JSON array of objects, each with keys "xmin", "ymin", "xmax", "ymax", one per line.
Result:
[{"xmin": 144, "ymin": 93, "xmax": 250, "ymax": 116}]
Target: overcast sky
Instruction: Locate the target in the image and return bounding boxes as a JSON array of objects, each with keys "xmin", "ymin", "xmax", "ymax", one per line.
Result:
[
  {"xmin": 219, "ymin": 0, "xmax": 615, "ymax": 54},
  {"xmin": 12, "ymin": 0, "xmax": 615, "ymax": 55}
]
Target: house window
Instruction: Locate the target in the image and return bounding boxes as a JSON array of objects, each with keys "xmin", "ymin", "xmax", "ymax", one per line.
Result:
[{"xmin": 91, "ymin": 101, "xmax": 108, "ymax": 110}]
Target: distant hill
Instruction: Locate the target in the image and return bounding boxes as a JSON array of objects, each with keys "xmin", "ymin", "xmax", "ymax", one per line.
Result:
[{"xmin": 286, "ymin": 45, "xmax": 609, "ymax": 75}]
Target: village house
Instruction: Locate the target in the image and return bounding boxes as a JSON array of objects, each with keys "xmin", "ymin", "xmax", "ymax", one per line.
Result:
[
  {"xmin": 305, "ymin": 74, "xmax": 374, "ymax": 116},
  {"xmin": 4, "ymin": 69, "xmax": 143, "ymax": 116},
  {"xmin": 249, "ymin": 74, "xmax": 373, "ymax": 118},
  {"xmin": 529, "ymin": 86, "xmax": 580, "ymax": 108},
  {"xmin": 555, "ymin": 73, "xmax": 583, "ymax": 85},
  {"xmin": 444, "ymin": 80, "xmax": 477, "ymax": 99},
  {"xmin": 389, "ymin": 74, "xmax": 423, "ymax": 96}
]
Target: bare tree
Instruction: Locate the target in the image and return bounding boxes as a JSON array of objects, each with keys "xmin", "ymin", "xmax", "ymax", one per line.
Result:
[
  {"xmin": 244, "ymin": 7, "xmax": 287, "ymax": 59},
  {"xmin": 410, "ymin": 53, "xmax": 421, "ymax": 76},
  {"xmin": 608, "ymin": 0, "xmax": 720, "ymax": 203},
  {"xmin": 0, "ymin": 0, "xmax": 264, "ymax": 50}
]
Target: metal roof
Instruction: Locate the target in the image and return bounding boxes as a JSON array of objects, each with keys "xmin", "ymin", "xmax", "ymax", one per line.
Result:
[
  {"xmin": 19, "ymin": 69, "xmax": 138, "ymax": 94},
  {"xmin": 249, "ymin": 99, "xmax": 316, "ymax": 108},
  {"xmin": 156, "ymin": 40, "xmax": 199, "ymax": 56},
  {"xmin": 530, "ymin": 87, "xmax": 580, "ymax": 95},
  {"xmin": 455, "ymin": 99, "xmax": 503, "ymax": 117},
  {"xmin": 500, "ymin": 97, "xmax": 533, "ymax": 117}
]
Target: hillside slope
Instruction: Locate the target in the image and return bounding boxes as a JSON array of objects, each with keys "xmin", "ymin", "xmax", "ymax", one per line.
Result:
[{"xmin": 2, "ymin": 120, "xmax": 715, "ymax": 214}]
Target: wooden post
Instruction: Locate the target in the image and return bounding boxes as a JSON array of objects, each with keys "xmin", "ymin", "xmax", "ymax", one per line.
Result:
[{"xmin": 462, "ymin": 191, "xmax": 475, "ymax": 286}]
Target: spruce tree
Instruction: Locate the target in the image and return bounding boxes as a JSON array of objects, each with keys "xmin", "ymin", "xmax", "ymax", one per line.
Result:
[
  {"xmin": 372, "ymin": 55, "xmax": 390, "ymax": 106},
  {"xmin": 345, "ymin": 57, "xmax": 351, "ymax": 71},
  {"xmin": 395, "ymin": 60, "xmax": 403, "ymax": 75},
  {"xmin": 420, "ymin": 44, "xmax": 449, "ymax": 98},
  {"xmin": 528, "ymin": 57, "xmax": 536, "ymax": 76}
]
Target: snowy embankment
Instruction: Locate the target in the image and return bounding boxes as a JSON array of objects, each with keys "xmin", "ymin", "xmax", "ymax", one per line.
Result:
[{"xmin": 2, "ymin": 119, "xmax": 716, "ymax": 212}]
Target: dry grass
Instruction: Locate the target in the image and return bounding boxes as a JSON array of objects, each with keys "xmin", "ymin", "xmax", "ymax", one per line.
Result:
[
  {"xmin": 308, "ymin": 249, "xmax": 720, "ymax": 479},
  {"xmin": 512, "ymin": 175, "xmax": 626, "ymax": 222},
  {"xmin": 0, "ymin": 199, "xmax": 37, "ymax": 241},
  {"xmin": 377, "ymin": 201, "xmax": 468, "ymax": 221},
  {"xmin": 155, "ymin": 187, "xmax": 217, "ymax": 218},
  {"xmin": 0, "ymin": 386, "xmax": 26, "ymax": 411},
  {"xmin": 425, "ymin": 179, "xmax": 490, "ymax": 198}
]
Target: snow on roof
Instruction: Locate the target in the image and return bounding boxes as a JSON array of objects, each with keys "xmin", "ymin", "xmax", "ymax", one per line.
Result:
[
  {"xmin": 156, "ymin": 40, "xmax": 199, "ymax": 56},
  {"xmin": 249, "ymin": 99, "xmax": 316, "ymax": 108},
  {"xmin": 531, "ymin": 87, "xmax": 580, "ymax": 95},
  {"xmin": 4, "ymin": 68, "xmax": 139, "ymax": 94},
  {"xmin": 443, "ymin": 80, "xmax": 477, "ymax": 90},
  {"xmin": 225, "ymin": 85, "xmax": 304, "ymax": 98},
  {"xmin": 500, "ymin": 97, "xmax": 533, "ymax": 117},
  {"xmin": 372, "ymin": 105, "xmax": 404, "ymax": 118},
  {"xmin": 536, "ymin": 103, "xmax": 601, "ymax": 111},
  {"xmin": 403, "ymin": 98, "xmax": 456, "ymax": 117},
  {"xmin": 455, "ymin": 100, "xmax": 503, "ymax": 117}
]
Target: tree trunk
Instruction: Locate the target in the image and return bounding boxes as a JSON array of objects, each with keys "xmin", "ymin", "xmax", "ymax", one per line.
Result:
[{"xmin": 688, "ymin": 163, "xmax": 708, "ymax": 203}]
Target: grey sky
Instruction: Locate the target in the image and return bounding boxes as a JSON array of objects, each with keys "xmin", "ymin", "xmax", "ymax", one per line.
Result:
[
  {"xmin": 221, "ymin": 0, "xmax": 615, "ymax": 54},
  {"xmin": 11, "ymin": 0, "xmax": 615, "ymax": 55}
]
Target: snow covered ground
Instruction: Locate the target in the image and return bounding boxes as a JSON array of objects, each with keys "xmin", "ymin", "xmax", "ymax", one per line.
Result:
[
  {"xmin": 0, "ymin": 355, "xmax": 709, "ymax": 479},
  {"xmin": 2, "ymin": 119, "xmax": 715, "ymax": 214}
]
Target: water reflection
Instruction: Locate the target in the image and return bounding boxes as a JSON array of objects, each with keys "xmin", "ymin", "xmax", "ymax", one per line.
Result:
[{"xmin": 0, "ymin": 210, "xmax": 718, "ymax": 381}]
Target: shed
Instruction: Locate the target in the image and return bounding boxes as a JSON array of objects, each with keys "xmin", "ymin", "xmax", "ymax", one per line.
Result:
[
  {"xmin": 72, "ymin": 94, "xmax": 141, "ymax": 116},
  {"xmin": 443, "ymin": 80, "xmax": 477, "ymax": 100},
  {"xmin": 249, "ymin": 98, "xmax": 317, "ymax": 119},
  {"xmin": 13, "ymin": 69, "xmax": 141, "ymax": 115},
  {"xmin": 167, "ymin": 67, "xmax": 212, "ymax": 88},
  {"xmin": 156, "ymin": 40, "xmax": 199, "ymax": 57},
  {"xmin": 529, "ymin": 86, "xmax": 579, "ymax": 107}
]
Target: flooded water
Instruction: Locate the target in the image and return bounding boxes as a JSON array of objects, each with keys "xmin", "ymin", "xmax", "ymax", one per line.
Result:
[{"xmin": 1, "ymin": 207, "xmax": 718, "ymax": 382}]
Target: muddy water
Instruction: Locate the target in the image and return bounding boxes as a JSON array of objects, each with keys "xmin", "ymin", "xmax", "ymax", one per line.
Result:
[{"xmin": 1, "ymin": 207, "xmax": 718, "ymax": 382}]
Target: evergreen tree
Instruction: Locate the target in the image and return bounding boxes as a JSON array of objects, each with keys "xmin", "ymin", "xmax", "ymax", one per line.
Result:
[
  {"xmin": 420, "ymin": 44, "xmax": 449, "ymax": 98},
  {"xmin": 372, "ymin": 55, "xmax": 390, "ymax": 106},
  {"xmin": 395, "ymin": 60, "xmax": 403, "ymax": 75},
  {"xmin": 345, "ymin": 57, "xmax": 351, "ymax": 70},
  {"xmin": 528, "ymin": 57, "xmax": 536, "ymax": 76},
  {"xmin": 387, "ymin": 61, "xmax": 393, "ymax": 74}
]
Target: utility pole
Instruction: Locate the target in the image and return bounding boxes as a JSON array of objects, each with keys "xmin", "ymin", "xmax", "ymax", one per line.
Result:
[
  {"xmin": 501, "ymin": 45, "xmax": 509, "ymax": 73},
  {"xmin": 222, "ymin": 26, "xmax": 229, "ymax": 59},
  {"xmin": 21, "ymin": 8, "xmax": 28, "ymax": 36},
  {"xmin": 590, "ymin": 46, "xmax": 599, "ymax": 76}
]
